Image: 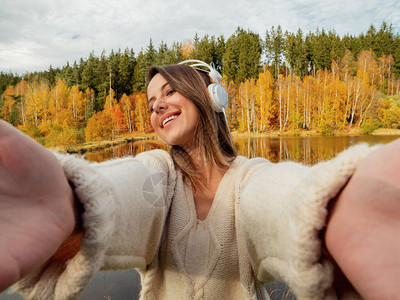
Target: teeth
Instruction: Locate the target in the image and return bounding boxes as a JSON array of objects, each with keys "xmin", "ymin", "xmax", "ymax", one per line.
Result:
[{"xmin": 163, "ymin": 115, "xmax": 179, "ymax": 127}]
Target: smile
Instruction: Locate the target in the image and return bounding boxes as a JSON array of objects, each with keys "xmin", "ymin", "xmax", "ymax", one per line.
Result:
[{"xmin": 162, "ymin": 114, "xmax": 180, "ymax": 127}]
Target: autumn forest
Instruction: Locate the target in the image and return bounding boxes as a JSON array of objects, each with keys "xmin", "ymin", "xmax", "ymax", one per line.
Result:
[{"xmin": 1, "ymin": 23, "xmax": 400, "ymax": 149}]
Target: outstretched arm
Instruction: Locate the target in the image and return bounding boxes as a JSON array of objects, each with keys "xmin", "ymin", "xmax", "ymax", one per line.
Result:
[
  {"xmin": 240, "ymin": 143, "xmax": 381, "ymax": 299},
  {"xmin": 3, "ymin": 122, "xmax": 175, "ymax": 299},
  {"xmin": 0, "ymin": 120, "xmax": 77, "ymax": 292},
  {"xmin": 326, "ymin": 138, "xmax": 400, "ymax": 299}
]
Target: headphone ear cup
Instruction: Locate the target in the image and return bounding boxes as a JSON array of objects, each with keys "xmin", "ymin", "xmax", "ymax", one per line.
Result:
[
  {"xmin": 208, "ymin": 84, "xmax": 228, "ymax": 112},
  {"xmin": 208, "ymin": 68, "xmax": 222, "ymax": 83}
]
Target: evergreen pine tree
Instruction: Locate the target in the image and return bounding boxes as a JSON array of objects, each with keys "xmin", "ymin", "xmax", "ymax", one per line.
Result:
[
  {"xmin": 393, "ymin": 37, "xmax": 400, "ymax": 78},
  {"xmin": 156, "ymin": 41, "xmax": 169, "ymax": 66},
  {"xmin": 108, "ymin": 49, "xmax": 121, "ymax": 97},
  {"xmin": 95, "ymin": 51, "xmax": 109, "ymax": 111},
  {"xmin": 223, "ymin": 28, "xmax": 261, "ymax": 82},
  {"xmin": 118, "ymin": 48, "xmax": 135, "ymax": 96},
  {"xmin": 132, "ymin": 40, "xmax": 157, "ymax": 92},
  {"xmin": 145, "ymin": 39, "xmax": 157, "ymax": 67},
  {"xmin": 375, "ymin": 22, "xmax": 396, "ymax": 56},
  {"xmin": 193, "ymin": 35, "xmax": 214, "ymax": 63},
  {"xmin": 284, "ymin": 29, "xmax": 308, "ymax": 77},
  {"xmin": 265, "ymin": 26, "xmax": 284, "ymax": 77},
  {"xmin": 223, "ymin": 33, "xmax": 239, "ymax": 82},
  {"xmin": 81, "ymin": 52, "xmax": 98, "ymax": 92},
  {"xmin": 62, "ymin": 63, "xmax": 73, "ymax": 86},
  {"xmin": 71, "ymin": 61, "xmax": 81, "ymax": 86},
  {"xmin": 213, "ymin": 35, "xmax": 225, "ymax": 72},
  {"xmin": 133, "ymin": 51, "xmax": 146, "ymax": 92},
  {"xmin": 168, "ymin": 42, "xmax": 184, "ymax": 64}
]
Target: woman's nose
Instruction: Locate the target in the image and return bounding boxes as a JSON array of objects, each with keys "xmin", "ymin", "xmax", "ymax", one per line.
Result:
[{"xmin": 153, "ymin": 97, "xmax": 167, "ymax": 113}]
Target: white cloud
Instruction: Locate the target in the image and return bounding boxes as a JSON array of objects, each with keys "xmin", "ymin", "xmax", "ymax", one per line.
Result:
[{"xmin": 0, "ymin": 0, "xmax": 398, "ymax": 74}]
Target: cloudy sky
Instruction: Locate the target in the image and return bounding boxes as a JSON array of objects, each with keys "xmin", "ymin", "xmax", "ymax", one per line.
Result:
[{"xmin": 1, "ymin": 0, "xmax": 399, "ymax": 74}]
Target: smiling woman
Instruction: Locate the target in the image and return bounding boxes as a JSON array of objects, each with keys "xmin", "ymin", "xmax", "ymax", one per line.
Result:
[
  {"xmin": 146, "ymin": 64, "xmax": 235, "ymax": 190},
  {"xmin": 148, "ymin": 72, "xmax": 200, "ymax": 148},
  {"xmin": 0, "ymin": 61, "xmax": 400, "ymax": 300}
]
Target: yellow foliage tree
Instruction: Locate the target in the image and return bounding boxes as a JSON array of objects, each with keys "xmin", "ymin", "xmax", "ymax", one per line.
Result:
[
  {"xmin": 377, "ymin": 97, "xmax": 400, "ymax": 129},
  {"xmin": 120, "ymin": 94, "xmax": 134, "ymax": 133},
  {"xmin": 49, "ymin": 78, "xmax": 69, "ymax": 119},
  {"xmin": 237, "ymin": 79, "xmax": 254, "ymax": 132},
  {"xmin": 134, "ymin": 92, "xmax": 151, "ymax": 133},
  {"xmin": 1, "ymin": 85, "xmax": 16, "ymax": 122},
  {"xmin": 25, "ymin": 79, "xmax": 50, "ymax": 129},
  {"xmin": 104, "ymin": 88, "xmax": 117, "ymax": 110},
  {"xmin": 85, "ymin": 110, "xmax": 113, "ymax": 141},
  {"xmin": 181, "ymin": 39, "xmax": 194, "ymax": 59},
  {"xmin": 84, "ymin": 88, "xmax": 95, "ymax": 119},
  {"xmin": 68, "ymin": 85, "xmax": 87, "ymax": 127},
  {"xmin": 254, "ymin": 70, "xmax": 275, "ymax": 130},
  {"xmin": 357, "ymin": 50, "xmax": 379, "ymax": 87},
  {"xmin": 15, "ymin": 80, "xmax": 28, "ymax": 126},
  {"xmin": 225, "ymin": 80, "xmax": 239, "ymax": 130}
]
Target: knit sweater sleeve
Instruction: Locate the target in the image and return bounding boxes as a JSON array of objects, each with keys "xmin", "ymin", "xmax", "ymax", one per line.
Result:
[
  {"xmin": 12, "ymin": 149, "xmax": 176, "ymax": 300},
  {"xmin": 239, "ymin": 144, "xmax": 379, "ymax": 300}
]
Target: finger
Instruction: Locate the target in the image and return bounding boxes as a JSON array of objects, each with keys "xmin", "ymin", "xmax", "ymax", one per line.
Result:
[{"xmin": 0, "ymin": 119, "xmax": 20, "ymax": 138}]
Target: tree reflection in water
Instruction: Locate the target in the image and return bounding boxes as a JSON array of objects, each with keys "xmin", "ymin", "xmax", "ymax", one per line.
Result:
[{"xmin": 85, "ymin": 135, "xmax": 400, "ymax": 165}]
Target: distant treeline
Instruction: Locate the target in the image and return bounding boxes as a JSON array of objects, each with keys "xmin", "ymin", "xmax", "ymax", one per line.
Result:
[
  {"xmin": 2, "ymin": 23, "xmax": 400, "ymax": 98},
  {"xmin": 1, "ymin": 22, "xmax": 400, "ymax": 148}
]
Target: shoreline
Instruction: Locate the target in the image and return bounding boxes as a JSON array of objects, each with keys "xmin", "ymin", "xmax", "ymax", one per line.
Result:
[
  {"xmin": 56, "ymin": 128, "xmax": 400, "ymax": 154},
  {"xmin": 231, "ymin": 128, "xmax": 400, "ymax": 137},
  {"xmin": 57, "ymin": 133, "xmax": 159, "ymax": 154}
]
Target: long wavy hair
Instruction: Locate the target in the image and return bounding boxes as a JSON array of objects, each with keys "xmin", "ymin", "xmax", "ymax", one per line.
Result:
[{"xmin": 146, "ymin": 64, "xmax": 237, "ymax": 189}]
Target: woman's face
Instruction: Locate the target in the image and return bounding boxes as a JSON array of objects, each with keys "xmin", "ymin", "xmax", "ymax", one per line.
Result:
[{"xmin": 147, "ymin": 73, "xmax": 199, "ymax": 148}]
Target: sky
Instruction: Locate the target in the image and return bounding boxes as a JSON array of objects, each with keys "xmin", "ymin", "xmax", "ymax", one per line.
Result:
[{"xmin": 1, "ymin": 0, "xmax": 399, "ymax": 75}]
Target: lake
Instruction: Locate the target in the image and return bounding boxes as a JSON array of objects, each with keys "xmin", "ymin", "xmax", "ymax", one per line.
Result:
[
  {"xmin": 84, "ymin": 134, "xmax": 399, "ymax": 164},
  {"xmin": 2, "ymin": 135, "xmax": 399, "ymax": 300}
]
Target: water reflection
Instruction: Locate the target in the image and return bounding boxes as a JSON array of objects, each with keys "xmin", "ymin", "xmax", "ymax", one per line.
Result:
[
  {"xmin": 85, "ymin": 135, "xmax": 400, "ymax": 165},
  {"xmin": 234, "ymin": 135, "xmax": 400, "ymax": 164},
  {"xmin": 85, "ymin": 139, "xmax": 168, "ymax": 162}
]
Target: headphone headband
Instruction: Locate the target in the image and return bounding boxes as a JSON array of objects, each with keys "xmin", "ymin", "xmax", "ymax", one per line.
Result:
[
  {"xmin": 178, "ymin": 59, "xmax": 228, "ymax": 112},
  {"xmin": 179, "ymin": 60, "xmax": 223, "ymax": 83}
]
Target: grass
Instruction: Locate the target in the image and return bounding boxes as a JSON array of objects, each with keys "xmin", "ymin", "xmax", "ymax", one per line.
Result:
[
  {"xmin": 231, "ymin": 128, "xmax": 362, "ymax": 138},
  {"xmin": 232, "ymin": 127, "xmax": 400, "ymax": 138},
  {"xmin": 370, "ymin": 128, "xmax": 400, "ymax": 135}
]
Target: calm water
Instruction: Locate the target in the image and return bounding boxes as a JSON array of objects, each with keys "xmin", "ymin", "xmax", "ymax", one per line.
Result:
[
  {"xmin": 2, "ymin": 135, "xmax": 399, "ymax": 300},
  {"xmin": 85, "ymin": 135, "xmax": 400, "ymax": 164}
]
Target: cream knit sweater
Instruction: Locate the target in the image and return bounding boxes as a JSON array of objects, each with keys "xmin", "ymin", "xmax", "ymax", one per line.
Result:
[{"xmin": 13, "ymin": 144, "xmax": 376, "ymax": 300}]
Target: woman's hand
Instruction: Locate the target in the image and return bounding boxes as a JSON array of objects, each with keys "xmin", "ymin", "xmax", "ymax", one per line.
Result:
[
  {"xmin": 0, "ymin": 120, "xmax": 77, "ymax": 292},
  {"xmin": 326, "ymin": 138, "xmax": 400, "ymax": 299}
]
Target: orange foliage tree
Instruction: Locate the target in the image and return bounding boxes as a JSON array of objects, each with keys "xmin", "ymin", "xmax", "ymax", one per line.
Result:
[
  {"xmin": 85, "ymin": 110, "xmax": 113, "ymax": 141},
  {"xmin": 181, "ymin": 39, "xmax": 194, "ymax": 59}
]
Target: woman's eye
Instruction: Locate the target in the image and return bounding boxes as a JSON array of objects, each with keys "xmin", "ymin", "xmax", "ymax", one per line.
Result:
[{"xmin": 166, "ymin": 89, "xmax": 175, "ymax": 96}]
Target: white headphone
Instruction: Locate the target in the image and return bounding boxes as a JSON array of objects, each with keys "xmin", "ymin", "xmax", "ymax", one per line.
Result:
[{"xmin": 178, "ymin": 60, "xmax": 228, "ymax": 112}]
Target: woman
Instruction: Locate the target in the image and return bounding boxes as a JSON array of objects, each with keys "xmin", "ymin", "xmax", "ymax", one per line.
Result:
[{"xmin": 0, "ymin": 61, "xmax": 399, "ymax": 299}]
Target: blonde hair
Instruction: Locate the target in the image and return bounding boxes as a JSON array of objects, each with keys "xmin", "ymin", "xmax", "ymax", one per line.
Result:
[{"xmin": 146, "ymin": 64, "xmax": 236, "ymax": 189}]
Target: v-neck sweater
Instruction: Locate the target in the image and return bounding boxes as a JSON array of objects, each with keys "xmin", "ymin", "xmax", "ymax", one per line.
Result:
[{"xmin": 13, "ymin": 144, "xmax": 377, "ymax": 300}]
